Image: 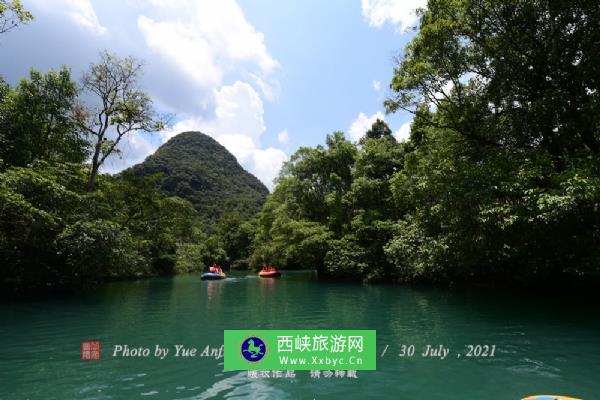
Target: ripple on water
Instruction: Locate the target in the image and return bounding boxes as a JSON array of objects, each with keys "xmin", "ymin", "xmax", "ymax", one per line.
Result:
[
  {"xmin": 183, "ymin": 372, "xmax": 292, "ymax": 400},
  {"xmin": 1, "ymin": 273, "xmax": 600, "ymax": 400},
  {"xmin": 508, "ymin": 357, "xmax": 562, "ymax": 378}
]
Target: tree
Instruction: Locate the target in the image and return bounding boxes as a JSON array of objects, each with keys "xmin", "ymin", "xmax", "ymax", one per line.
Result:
[
  {"xmin": 385, "ymin": 0, "xmax": 600, "ymax": 165},
  {"xmin": 212, "ymin": 213, "xmax": 257, "ymax": 269},
  {"xmin": 0, "ymin": 0, "xmax": 32, "ymax": 35},
  {"xmin": 380, "ymin": 0, "xmax": 600, "ymax": 284},
  {"xmin": 346, "ymin": 120, "xmax": 406, "ymax": 279},
  {"xmin": 75, "ymin": 51, "xmax": 167, "ymax": 192},
  {"xmin": 361, "ymin": 118, "xmax": 394, "ymax": 143},
  {"xmin": 0, "ymin": 76, "xmax": 8, "ymax": 98},
  {"xmin": 278, "ymin": 131, "xmax": 356, "ymax": 230},
  {"xmin": 0, "ymin": 67, "xmax": 85, "ymax": 167},
  {"xmin": 324, "ymin": 235, "xmax": 368, "ymax": 280},
  {"xmin": 55, "ymin": 220, "xmax": 143, "ymax": 284},
  {"xmin": 0, "ymin": 161, "xmax": 211, "ymax": 293}
]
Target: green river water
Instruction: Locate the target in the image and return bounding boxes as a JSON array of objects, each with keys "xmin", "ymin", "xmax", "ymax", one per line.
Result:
[{"xmin": 1, "ymin": 271, "xmax": 599, "ymax": 399}]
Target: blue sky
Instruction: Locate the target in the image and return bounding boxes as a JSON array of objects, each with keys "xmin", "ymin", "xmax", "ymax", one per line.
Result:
[{"xmin": 0, "ymin": 0, "xmax": 424, "ymax": 189}]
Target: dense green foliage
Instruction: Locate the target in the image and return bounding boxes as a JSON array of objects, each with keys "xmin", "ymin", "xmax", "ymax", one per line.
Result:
[
  {"xmin": 250, "ymin": 129, "xmax": 405, "ymax": 278},
  {"xmin": 4, "ymin": 0, "xmax": 600, "ymax": 292},
  {"xmin": 0, "ymin": 93, "xmax": 264, "ymax": 293},
  {"xmin": 0, "ymin": 67, "xmax": 86, "ymax": 167},
  {"xmin": 251, "ymin": 0, "xmax": 600, "ymax": 284},
  {"xmin": 129, "ymin": 131, "xmax": 269, "ymax": 225},
  {"xmin": 0, "ymin": 61, "xmax": 264, "ymax": 293},
  {"xmin": 0, "ymin": 162, "xmax": 214, "ymax": 293}
]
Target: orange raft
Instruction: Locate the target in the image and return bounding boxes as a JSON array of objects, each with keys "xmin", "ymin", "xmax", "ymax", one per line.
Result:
[{"xmin": 258, "ymin": 266, "xmax": 281, "ymax": 278}]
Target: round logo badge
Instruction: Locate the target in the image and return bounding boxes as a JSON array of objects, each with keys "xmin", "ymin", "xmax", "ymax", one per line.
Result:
[{"xmin": 241, "ymin": 336, "xmax": 266, "ymax": 362}]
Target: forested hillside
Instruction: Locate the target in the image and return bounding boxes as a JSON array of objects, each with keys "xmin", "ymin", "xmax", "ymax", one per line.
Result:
[{"xmin": 128, "ymin": 132, "xmax": 268, "ymax": 225}]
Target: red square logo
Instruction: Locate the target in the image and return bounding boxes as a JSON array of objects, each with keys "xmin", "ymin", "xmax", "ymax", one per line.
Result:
[{"xmin": 81, "ymin": 340, "xmax": 101, "ymax": 360}]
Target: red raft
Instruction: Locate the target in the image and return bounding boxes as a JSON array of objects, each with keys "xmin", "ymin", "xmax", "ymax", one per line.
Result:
[{"xmin": 258, "ymin": 266, "xmax": 281, "ymax": 278}]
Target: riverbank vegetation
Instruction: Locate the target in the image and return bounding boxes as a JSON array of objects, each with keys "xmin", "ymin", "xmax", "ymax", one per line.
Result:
[
  {"xmin": 2, "ymin": 0, "xmax": 600, "ymax": 292},
  {"xmin": 249, "ymin": 0, "xmax": 600, "ymax": 285},
  {"xmin": 0, "ymin": 68, "xmax": 263, "ymax": 295},
  {"xmin": 0, "ymin": 62, "xmax": 267, "ymax": 294},
  {"xmin": 0, "ymin": 6, "xmax": 264, "ymax": 294}
]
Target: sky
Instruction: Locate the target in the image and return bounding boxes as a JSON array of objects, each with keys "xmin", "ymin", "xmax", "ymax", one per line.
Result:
[{"xmin": 0, "ymin": 0, "xmax": 425, "ymax": 190}]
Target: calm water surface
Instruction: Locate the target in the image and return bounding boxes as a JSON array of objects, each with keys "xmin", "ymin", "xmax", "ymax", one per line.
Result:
[{"xmin": 1, "ymin": 271, "xmax": 599, "ymax": 399}]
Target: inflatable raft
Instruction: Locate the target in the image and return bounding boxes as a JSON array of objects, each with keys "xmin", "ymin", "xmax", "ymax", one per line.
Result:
[
  {"xmin": 258, "ymin": 269, "xmax": 281, "ymax": 278},
  {"xmin": 201, "ymin": 272, "xmax": 226, "ymax": 280}
]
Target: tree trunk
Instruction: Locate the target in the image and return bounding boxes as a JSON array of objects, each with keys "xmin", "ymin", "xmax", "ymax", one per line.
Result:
[{"xmin": 87, "ymin": 142, "xmax": 102, "ymax": 192}]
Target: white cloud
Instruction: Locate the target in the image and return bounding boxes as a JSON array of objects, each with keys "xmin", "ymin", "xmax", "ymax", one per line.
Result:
[
  {"xmin": 361, "ymin": 0, "xmax": 426, "ymax": 32},
  {"xmin": 143, "ymin": 0, "xmax": 189, "ymax": 7},
  {"xmin": 210, "ymin": 81, "xmax": 266, "ymax": 141},
  {"xmin": 160, "ymin": 81, "xmax": 265, "ymax": 145},
  {"xmin": 159, "ymin": 116, "xmax": 201, "ymax": 143},
  {"xmin": 65, "ymin": 0, "xmax": 106, "ymax": 34},
  {"xmin": 395, "ymin": 120, "xmax": 412, "ymax": 142},
  {"xmin": 249, "ymin": 73, "xmax": 280, "ymax": 101},
  {"xmin": 103, "ymin": 132, "xmax": 156, "ymax": 174},
  {"xmin": 137, "ymin": 0, "xmax": 278, "ymax": 90},
  {"xmin": 216, "ymin": 134, "xmax": 256, "ymax": 163},
  {"xmin": 277, "ymin": 129, "xmax": 289, "ymax": 144},
  {"xmin": 372, "ymin": 80, "xmax": 381, "ymax": 91},
  {"xmin": 138, "ymin": 16, "xmax": 223, "ymax": 88},
  {"xmin": 252, "ymin": 148, "xmax": 287, "ymax": 189},
  {"xmin": 193, "ymin": 0, "xmax": 278, "ymax": 73},
  {"xmin": 29, "ymin": 0, "xmax": 106, "ymax": 35},
  {"xmin": 348, "ymin": 111, "xmax": 385, "ymax": 142},
  {"xmin": 7, "ymin": 0, "xmax": 285, "ymax": 189}
]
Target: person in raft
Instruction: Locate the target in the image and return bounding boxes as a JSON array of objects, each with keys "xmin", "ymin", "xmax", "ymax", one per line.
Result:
[{"xmin": 209, "ymin": 264, "xmax": 222, "ymax": 274}]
